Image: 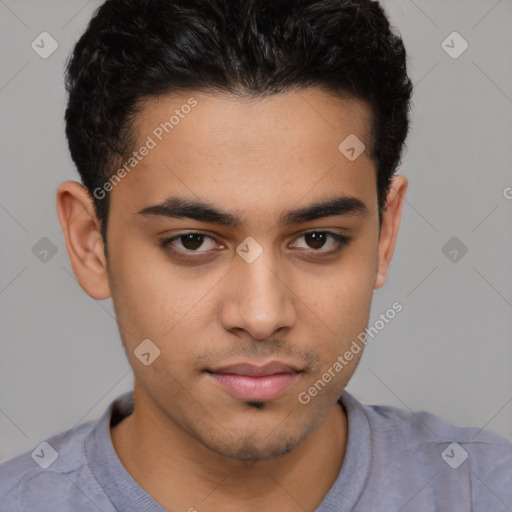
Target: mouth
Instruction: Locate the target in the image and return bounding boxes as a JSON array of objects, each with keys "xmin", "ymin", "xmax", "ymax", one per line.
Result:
[{"xmin": 204, "ymin": 361, "xmax": 303, "ymax": 401}]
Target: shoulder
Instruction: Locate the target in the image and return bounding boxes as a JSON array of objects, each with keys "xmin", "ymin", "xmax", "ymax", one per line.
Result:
[
  {"xmin": 341, "ymin": 392, "xmax": 512, "ymax": 509},
  {"xmin": 358, "ymin": 396, "xmax": 512, "ymax": 454},
  {"xmin": 0, "ymin": 418, "xmax": 105, "ymax": 511}
]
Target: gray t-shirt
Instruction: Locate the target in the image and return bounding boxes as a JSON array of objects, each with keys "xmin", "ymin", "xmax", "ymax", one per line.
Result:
[{"xmin": 1, "ymin": 390, "xmax": 511, "ymax": 511}]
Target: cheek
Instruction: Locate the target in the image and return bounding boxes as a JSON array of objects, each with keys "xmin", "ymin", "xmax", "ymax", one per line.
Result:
[
  {"xmin": 108, "ymin": 250, "xmax": 218, "ymax": 370},
  {"xmin": 110, "ymin": 270, "xmax": 198, "ymax": 392},
  {"xmin": 295, "ymin": 255, "xmax": 375, "ymax": 383},
  {"xmin": 302, "ymin": 257, "xmax": 375, "ymax": 337},
  {"xmin": 109, "ymin": 243, "xmax": 178, "ymax": 326}
]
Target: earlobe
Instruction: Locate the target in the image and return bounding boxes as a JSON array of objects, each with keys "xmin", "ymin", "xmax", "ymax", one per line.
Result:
[
  {"xmin": 56, "ymin": 180, "xmax": 112, "ymax": 300},
  {"xmin": 374, "ymin": 174, "xmax": 408, "ymax": 290}
]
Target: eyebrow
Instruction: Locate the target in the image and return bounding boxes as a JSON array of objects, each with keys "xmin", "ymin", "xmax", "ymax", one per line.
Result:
[{"xmin": 136, "ymin": 194, "xmax": 369, "ymax": 228}]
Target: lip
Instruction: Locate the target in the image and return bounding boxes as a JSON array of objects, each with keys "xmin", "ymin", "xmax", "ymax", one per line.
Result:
[
  {"xmin": 205, "ymin": 361, "xmax": 302, "ymax": 401},
  {"xmin": 208, "ymin": 361, "xmax": 301, "ymax": 376}
]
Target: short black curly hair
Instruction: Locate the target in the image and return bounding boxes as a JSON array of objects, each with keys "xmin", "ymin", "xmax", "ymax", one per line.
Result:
[{"xmin": 64, "ymin": 0, "xmax": 413, "ymax": 254}]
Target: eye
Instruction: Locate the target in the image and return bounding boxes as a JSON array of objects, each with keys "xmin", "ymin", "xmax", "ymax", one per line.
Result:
[
  {"xmin": 160, "ymin": 230, "xmax": 352, "ymax": 260},
  {"xmin": 290, "ymin": 231, "xmax": 351, "ymax": 254},
  {"xmin": 160, "ymin": 232, "xmax": 219, "ymax": 253}
]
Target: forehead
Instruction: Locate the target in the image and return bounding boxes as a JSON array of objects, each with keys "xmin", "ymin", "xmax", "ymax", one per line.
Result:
[{"xmin": 109, "ymin": 88, "xmax": 377, "ymax": 222}]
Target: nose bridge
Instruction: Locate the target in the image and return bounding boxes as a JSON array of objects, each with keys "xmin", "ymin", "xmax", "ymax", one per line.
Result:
[{"xmin": 224, "ymin": 242, "xmax": 296, "ymax": 339}]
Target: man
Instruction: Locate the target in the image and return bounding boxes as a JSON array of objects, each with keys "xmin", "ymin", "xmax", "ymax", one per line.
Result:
[{"xmin": 1, "ymin": 0, "xmax": 511, "ymax": 510}]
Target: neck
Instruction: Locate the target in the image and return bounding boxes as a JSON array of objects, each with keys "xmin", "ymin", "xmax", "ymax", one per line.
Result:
[{"xmin": 111, "ymin": 387, "xmax": 348, "ymax": 512}]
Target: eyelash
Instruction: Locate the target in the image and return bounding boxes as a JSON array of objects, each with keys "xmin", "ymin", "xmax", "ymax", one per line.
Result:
[{"xmin": 159, "ymin": 230, "xmax": 352, "ymax": 260}]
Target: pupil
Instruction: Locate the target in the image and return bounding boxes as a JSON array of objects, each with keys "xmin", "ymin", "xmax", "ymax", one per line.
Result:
[
  {"xmin": 306, "ymin": 232, "xmax": 326, "ymax": 249},
  {"xmin": 182, "ymin": 234, "xmax": 204, "ymax": 250}
]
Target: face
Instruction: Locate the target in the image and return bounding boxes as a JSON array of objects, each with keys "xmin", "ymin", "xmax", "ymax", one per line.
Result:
[{"xmin": 59, "ymin": 87, "xmax": 405, "ymax": 461}]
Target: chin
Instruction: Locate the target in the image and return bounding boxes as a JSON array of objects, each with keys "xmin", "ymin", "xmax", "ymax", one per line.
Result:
[
  {"xmin": 198, "ymin": 422, "xmax": 310, "ymax": 461},
  {"xmin": 212, "ymin": 437, "xmax": 298, "ymax": 461}
]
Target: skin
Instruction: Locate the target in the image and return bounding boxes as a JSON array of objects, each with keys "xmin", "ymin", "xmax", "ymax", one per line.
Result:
[{"xmin": 56, "ymin": 88, "xmax": 407, "ymax": 511}]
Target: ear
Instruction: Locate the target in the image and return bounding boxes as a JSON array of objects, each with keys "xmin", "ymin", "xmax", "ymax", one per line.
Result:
[
  {"xmin": 374, "ymin": 174, "xmax": 408, "ymax": 290},
  {"xmin": 56, "ymin": 180, "xmax": 111, "ymax": 300}
]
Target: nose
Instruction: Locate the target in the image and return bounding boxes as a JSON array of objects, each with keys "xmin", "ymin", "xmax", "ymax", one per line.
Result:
[{"xmin": 219, "ymin": 251, "xmax": 297, "ymax": 340}]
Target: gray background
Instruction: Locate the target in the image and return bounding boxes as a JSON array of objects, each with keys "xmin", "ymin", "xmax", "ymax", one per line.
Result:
[{"xmin": 1, "ymin": 0, "xmax": 511, "ymax": 462}]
